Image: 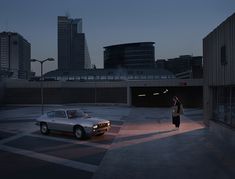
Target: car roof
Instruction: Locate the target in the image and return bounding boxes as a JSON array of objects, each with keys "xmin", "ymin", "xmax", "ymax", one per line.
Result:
[{"xmin": 48, "ymin": 108, "xmax": 82, "ymax": 112}]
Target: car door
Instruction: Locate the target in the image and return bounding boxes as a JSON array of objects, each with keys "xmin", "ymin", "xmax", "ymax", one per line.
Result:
[
  {"xmin": 46, "ymin": 111, "xmax": 56, "ymax": 129},
  {"xmin": 53, "ymin": 111, "xmax": 72, "ymax": 132}
]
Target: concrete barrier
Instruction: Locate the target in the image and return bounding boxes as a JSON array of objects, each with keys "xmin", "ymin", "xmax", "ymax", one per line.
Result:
[{"xmin": 3, "ymin": 79, "xmax": 203, "ymax": 107}]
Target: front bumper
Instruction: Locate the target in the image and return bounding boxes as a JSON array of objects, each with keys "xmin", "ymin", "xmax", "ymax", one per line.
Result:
[
  {"xmin": 93, "ymin": 126, "xmax": 111, "ymax": 135},
  {"xmin": 85, "ymin": 126, "xmax": 111, "ymax": 136}
]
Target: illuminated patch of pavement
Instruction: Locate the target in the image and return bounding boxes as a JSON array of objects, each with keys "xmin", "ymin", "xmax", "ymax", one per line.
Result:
[
  {"xmin": 110, "ymin": 120, "xmax": 124, "ymax": 125},
  {"xmin": 89, "ymin": 134, "xmax": 116, "ymax": 145},
  {"xmin": 109, "ymin": 126, "xmax": 121, "ymax": 133}
]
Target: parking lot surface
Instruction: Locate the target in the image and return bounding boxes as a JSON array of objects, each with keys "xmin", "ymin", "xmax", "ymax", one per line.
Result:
[{"xmin": 0, "ymin": 105, "xmax": 234, "ymax": 179}]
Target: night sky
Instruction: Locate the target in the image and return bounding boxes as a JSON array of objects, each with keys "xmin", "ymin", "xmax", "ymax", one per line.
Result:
[{"xmin": 0, "ymin": 0, "xmax": 234, "ymax": 75}]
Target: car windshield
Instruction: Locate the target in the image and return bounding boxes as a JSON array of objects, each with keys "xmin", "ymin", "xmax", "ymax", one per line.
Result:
[{"xmin": 67, "ymin": 110, "xmax": 87, "ymax": 119}]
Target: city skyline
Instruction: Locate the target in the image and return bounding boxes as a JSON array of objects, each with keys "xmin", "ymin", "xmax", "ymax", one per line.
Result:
[
  {"xmin": 58, "ymin": 16, "xmax": 91, "ymax": 71},
  {"xmin": 0, "ymin": 0, "xmax": 235, "ymax": 75}
]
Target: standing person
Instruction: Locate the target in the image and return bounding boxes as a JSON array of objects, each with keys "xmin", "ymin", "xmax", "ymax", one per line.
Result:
[{"xmin": 172, "ymin": 96, "xmax": 183, "ymax": 129}]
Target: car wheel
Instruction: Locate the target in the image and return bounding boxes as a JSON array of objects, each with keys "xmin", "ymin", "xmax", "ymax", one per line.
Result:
[
  {"xmin": 74, "ymin": 126, "xmax": 84, "ymax": 139},
  {"xmin": 96, "ymin": 132, "xmax": 105, "ymax": 136},
  {"xmin": 40, "ymin": 123, "xmax": 49, "ymax": 135}
]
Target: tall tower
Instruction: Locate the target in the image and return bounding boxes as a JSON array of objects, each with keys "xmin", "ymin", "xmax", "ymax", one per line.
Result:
[
  {"xmin": 0, "ymin": 32, "xmax": 31, "ymax": 79},
  {"xmin": 58, "ymin": 16, "xmax": 90, "ymax": 70}
]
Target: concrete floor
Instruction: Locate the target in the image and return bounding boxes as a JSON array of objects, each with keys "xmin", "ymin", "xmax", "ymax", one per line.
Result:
[{"xmin": 0, "ymin": 106, "xmax": 234, "ymax": 179}]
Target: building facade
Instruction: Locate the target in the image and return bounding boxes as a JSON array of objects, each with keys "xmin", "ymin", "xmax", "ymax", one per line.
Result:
[
  {"xmin": 0, "ymin": 32, "xmax": 31, "ymax": 79},
  {"xmin": 156, "ymin": 55, "xmax": 203, "ymax": 79},
  {"xmin": 104, "ymin": 42, "xmax": 155, "ymax": 69},
  {"xmin": 203, "ymin": 13, "xmax": 235, "ymax": 131},
  {"xmin": 58, "ymin": 16, "xmax": 91, "ymax": 71}
]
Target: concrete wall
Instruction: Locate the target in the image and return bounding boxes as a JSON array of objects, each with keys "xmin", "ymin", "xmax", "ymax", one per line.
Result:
[
  {"xmin": 5, "ymin": 79, "xmax": 203, "ymax": 89},
  {"xmin": 203, "ymin": 13, "xmax": 235, "ymax": 137},
  {"xmin": 4, "ymin": 87, "xmax": 127, "ymax": 104},
  {"xmin": 3, "ymin": 79, "xmax": 203, "ymax": 107},
  {"xmin": 203, "ymin": 13, "xmax": 235, "ymax": 86},
  {"xmin": 203, "ymin": 13, "xmax": 235, "ymax": 123}
]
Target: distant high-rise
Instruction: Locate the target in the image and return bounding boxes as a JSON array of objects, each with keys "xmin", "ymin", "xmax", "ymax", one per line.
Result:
[
  {"xmin": 58, "ymin": 16, "xmax": 91, "ymax": 70},
  {"xmin": 156, "ymin": 55, "xmax": 203, "ymax": 78},
  {"xmin": 0, "ymin": 32, "xmax": 31, "ymax": 79},
  {"xmin": 104, "ymin": 42, "xmax": 155, "ymax": 69}
]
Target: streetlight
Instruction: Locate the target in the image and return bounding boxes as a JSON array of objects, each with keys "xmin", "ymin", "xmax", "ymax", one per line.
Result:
[{"xmin": 30, "ymin": 58, "xmax": 55, "ymax": 114}]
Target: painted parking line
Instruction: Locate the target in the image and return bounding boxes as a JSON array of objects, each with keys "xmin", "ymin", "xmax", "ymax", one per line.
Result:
[
  {"xmin": 28, "ymin": 133, "xmax": 111, "ymax": 149},
  {"xmin": 0, "ymin": 145, "xmax": 98, "ymax": 173},
  {"xmin": 0, "ymin": 118, "xmax": 124, "ymax": 173},
  {"xmin": 0, "ymin": 128, "xmax": 38, "ymax": 145},
  {"xmin": 0, "ymin": 129, "xmax": 18, "ymax": 134}
]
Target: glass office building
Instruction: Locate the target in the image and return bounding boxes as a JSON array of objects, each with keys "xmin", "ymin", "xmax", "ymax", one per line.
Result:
[
  {"xmin": 0, "ymin": 32, "xmax": 31, "ymax": 79},
  {"xmin": 156, "ymin": 55, "xmax": 203, "ymax": 79},
  {"xmin": 58, "ymin": 16, "xmax": 91, "ymax": 71},
  {"xmin": 104, "ymin": 42, "xmax": 155, "ymax": 69}
]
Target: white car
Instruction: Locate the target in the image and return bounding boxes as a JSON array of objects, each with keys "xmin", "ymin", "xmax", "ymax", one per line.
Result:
[{"xmin": 36, "ymin": 109, "xmax": 111, "ymax": 139}]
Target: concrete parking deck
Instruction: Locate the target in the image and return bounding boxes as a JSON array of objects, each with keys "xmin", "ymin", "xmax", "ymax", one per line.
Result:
[{"xmin": 0, "ymin": 106, "xmax": 234, "ymax": 179}]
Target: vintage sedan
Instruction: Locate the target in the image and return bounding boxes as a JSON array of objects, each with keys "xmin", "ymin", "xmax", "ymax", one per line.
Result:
[{"xmin": 35, "ymin": 109, "xmax": 111, "ymax": 139}]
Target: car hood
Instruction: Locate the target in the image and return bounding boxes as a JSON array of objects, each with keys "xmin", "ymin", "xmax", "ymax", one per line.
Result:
[
  {"xmin": 74, "ymin": 117, "xmax": 109, "ymax": 125},
  {"xmin": 85, "ymin": 117, "xmax": 109, "ymax": 124}
]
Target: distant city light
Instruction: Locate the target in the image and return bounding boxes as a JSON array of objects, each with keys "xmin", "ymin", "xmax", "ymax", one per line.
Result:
[
  {"xmin": 163, "ymin": 89, "xmax": 168, "ymax": 94},
  {"xmin": 138, "ymin": 94, "xmax": 146, "ymax": 97},
  {"xmin": 153, "ymin": 92, "xmax": 159, "ymax": 96}
]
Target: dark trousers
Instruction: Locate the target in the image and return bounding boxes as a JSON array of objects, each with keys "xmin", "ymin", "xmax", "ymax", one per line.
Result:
[{"xmin": 172, "ymin": 116, "xmax": 180, "ymax": 127}]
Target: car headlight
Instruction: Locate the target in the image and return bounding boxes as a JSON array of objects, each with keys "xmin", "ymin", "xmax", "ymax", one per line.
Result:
[
  {"xmin": 107, "ymin": 122, "xmax": 111, "ymax": 126},
  {"xmin": 93, "ymin": 125, "xmax": 98, "ymax": 129}
]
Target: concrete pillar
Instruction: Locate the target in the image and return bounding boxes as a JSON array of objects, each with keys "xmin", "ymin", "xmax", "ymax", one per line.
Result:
[
  {"xmin": 203, "ymin": 85, "xmax": 213, "ymax": 126},
  {"xmin": 126, "ymin": 81, "xmax": 132, "ymax": 106},
  {"xmin": 0, "ymin": 80, "xmax": 6, "ymax": 105}
]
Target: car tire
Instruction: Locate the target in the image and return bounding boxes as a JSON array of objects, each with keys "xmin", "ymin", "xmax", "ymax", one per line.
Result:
[
  {"xmin": 40, "ymin": 123, "xmax": 49, "ymax": 135},
  {"xmin": 74, "ymin": 126, "xmax": 85, "ymax": 140}
]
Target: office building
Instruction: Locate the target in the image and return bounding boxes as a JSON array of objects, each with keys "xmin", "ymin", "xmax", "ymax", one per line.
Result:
[
  {"xmin": 0, "ymin": 32, "xmax": 31, "ymax": 79},
  {"xmin": 58, "ymin": 16, "xmax": 91, "ymax": 71},
  {"xmin": 156, "ymin": 55, "xmax": 203, "ymax": 78},
  {"xmin": 104, "ymin": 42, "xmax": 155, "ymax": 69},
  {"xmin": 203, "ymin": 13, "xmax": 235, "ymax": 133}
]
